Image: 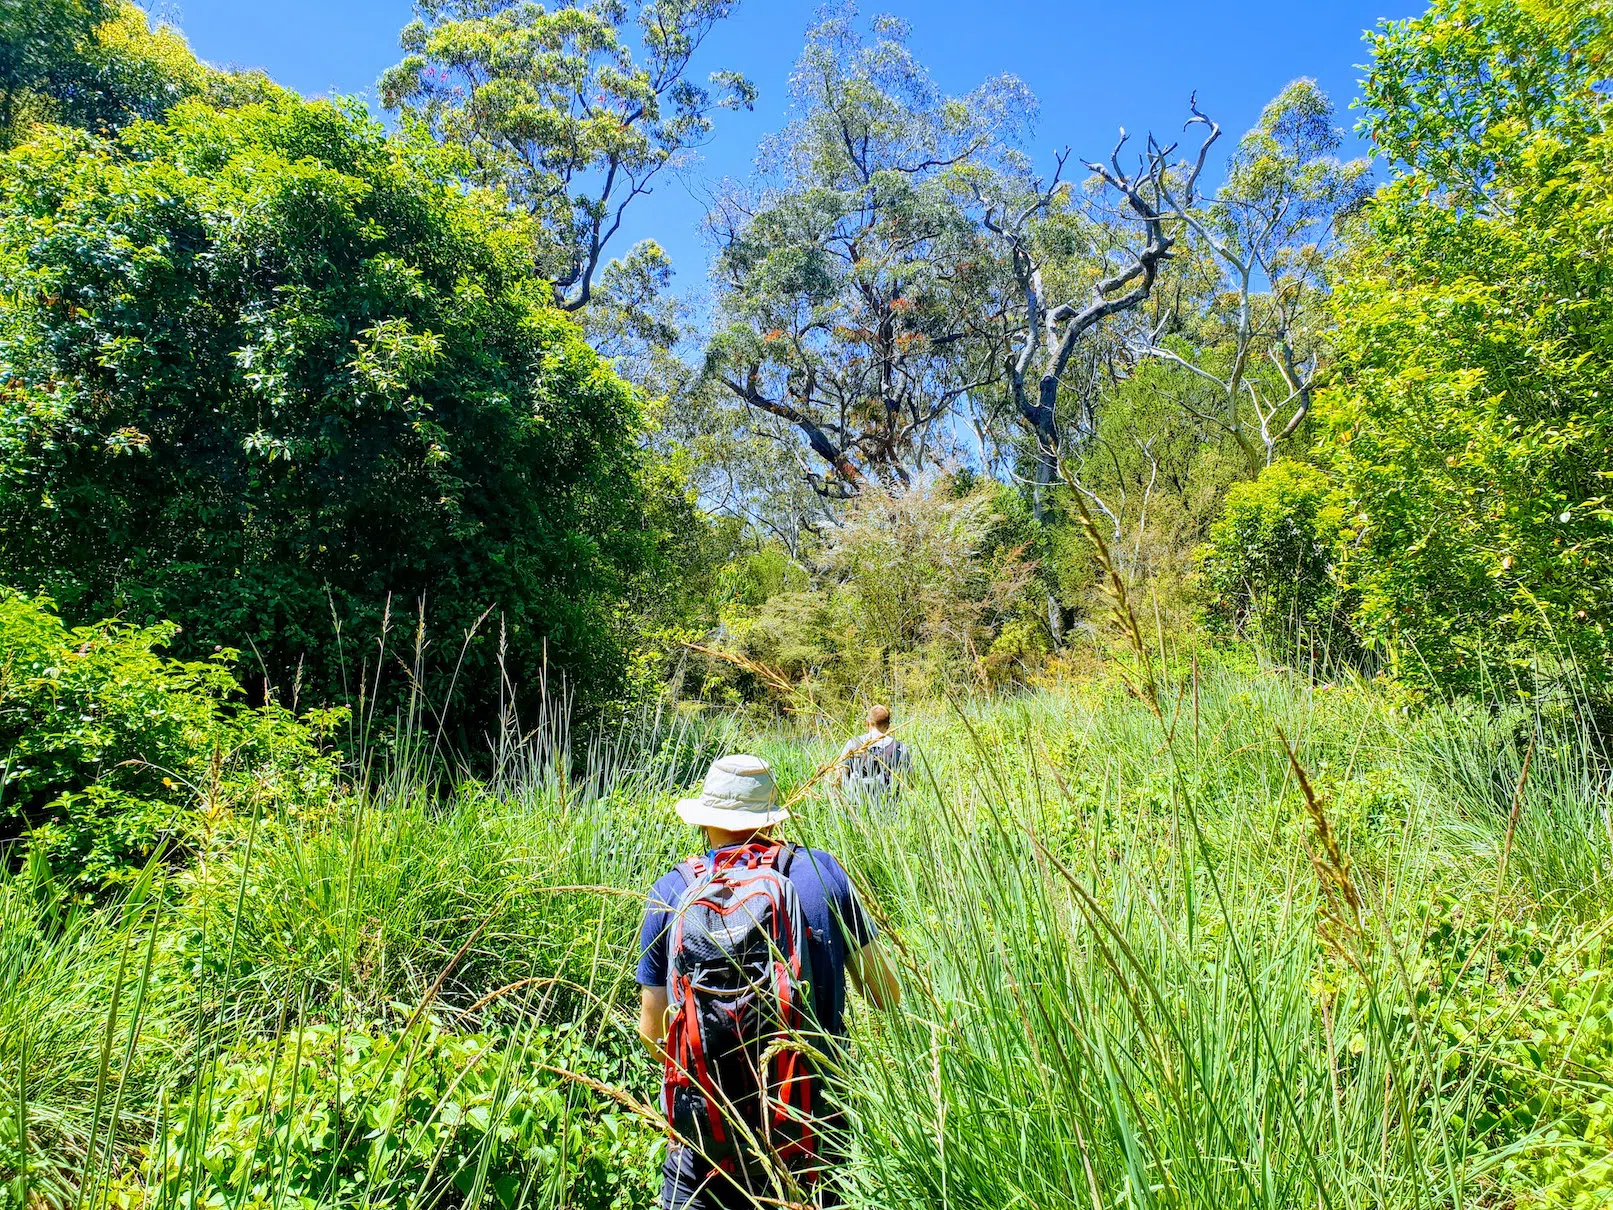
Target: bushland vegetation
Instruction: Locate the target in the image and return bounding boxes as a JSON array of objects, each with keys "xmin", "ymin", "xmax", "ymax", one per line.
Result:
[
  {"xmin": 4, "ymin": 0, "xmax": 1613, "ymax": 1207},
  {"xmin": 8, "ymin": 662, "xmax": 1613, "ymax": 1209}
]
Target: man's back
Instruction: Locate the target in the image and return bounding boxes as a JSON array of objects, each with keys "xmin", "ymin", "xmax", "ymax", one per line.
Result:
[
  {"xmin": 838, "ymin": 729, "xmax": 909, "ymax": 797},
  {"xmin": 637, "ymin": 843, "xmax": 876, "ymax": 1039},
  {"xmin": 636, "ymin": 755, "xmax": 898, "ymax": 1210}
]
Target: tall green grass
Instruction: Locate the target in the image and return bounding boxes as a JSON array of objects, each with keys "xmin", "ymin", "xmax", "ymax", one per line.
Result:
[
  {"xmin": 4, "ymin": 664, "xmax": 1611, "ymax": 1208},
  {"xmin": 789, "ymin": 669, "xmax": 1613, "ymax": 1209}
]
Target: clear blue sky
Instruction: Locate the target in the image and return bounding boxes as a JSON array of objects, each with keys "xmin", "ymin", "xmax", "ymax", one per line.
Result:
[{"xmin": 163, "ymin": 0, "xmax": 1417, "ymax": 295}]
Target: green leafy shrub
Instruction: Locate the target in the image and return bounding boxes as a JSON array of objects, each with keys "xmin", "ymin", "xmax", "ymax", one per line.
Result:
[
  {"xmin": 0, "ymin": 590, "xmax": 341, "ymax": 888},
  {"xmin": 0, "ymin": 89, "xmax": 664, "ymax": 727},
  {"xmin": 710, "ymin": 475, "xmax": 1044, "ymax": 703},
  {"xmin": 1419, "ymin": 892, "xmax": 1613, "ymax": 1208},
  {"xmin": 1318, "ymin": 0, "xmax": 1613, "ymax": 693},
  {"xmin": 715, "ymin": 544, "xmax": 810, "ymax": 622},
  {"xmin": 143, "ymin": 1020, "xmax": 661, "ymax": 1210},
  {"xmin": 0, "ymin": 1, "xmax": 239, "ymax": 150},
  {"xmin": 1198, "ymin": 460, "xmax": 1356, "ymax": 661}
]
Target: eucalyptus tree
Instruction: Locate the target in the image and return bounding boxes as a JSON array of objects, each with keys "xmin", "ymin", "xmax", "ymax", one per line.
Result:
[
  {"xmin": 379, "ymin": 0, "xmax": 754, "ymax": 313},
  {"xmin": 702, "ymin": 10, "xmax": 1032, "ymax": 498},
  {"xmin": 1136, "ymin": 80, "xmax": 1370, "ymax": 470},
  {"xmin": 974, "ymin": 105, "xmax": 1223, "ymax": 510},
  {"xmin": 955, "ymin": 104, "xmax": 1217, "ymax": 639}
]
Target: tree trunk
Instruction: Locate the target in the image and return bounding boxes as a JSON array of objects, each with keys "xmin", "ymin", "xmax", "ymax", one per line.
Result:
[{"xmin": 1029, "ymin": 374, "xmax": 1063, "ymax": 647}]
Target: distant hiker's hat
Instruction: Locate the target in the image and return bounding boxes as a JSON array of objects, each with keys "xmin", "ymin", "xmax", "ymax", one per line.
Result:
[{"xmin": 675, "ymin": 755, "xmax": 790, "ymax": 830}]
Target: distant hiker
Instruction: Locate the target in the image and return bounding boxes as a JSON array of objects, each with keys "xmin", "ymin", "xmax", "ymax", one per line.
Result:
[
  {"xmin": 835, "ymin": 704, "xmax": 910, "ymax": 801},
  {"xmin": 637, "ymin": 754, "xmax": 901, "ymax": 1210}
]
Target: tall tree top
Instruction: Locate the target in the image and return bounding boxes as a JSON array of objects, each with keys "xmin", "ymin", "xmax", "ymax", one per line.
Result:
[{"xmin": 379, "ymin": 0, "xmax": 754, "ymax": 312}]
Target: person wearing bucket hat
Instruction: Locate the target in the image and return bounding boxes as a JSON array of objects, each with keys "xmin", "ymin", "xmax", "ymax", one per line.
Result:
[
  {"xmin": 671, "ymin": 753, "xmax": 794, "ymax": 831},
  {"xmin": 637, "ymin": 755, "xmax": 900, "ymax": 1209}
]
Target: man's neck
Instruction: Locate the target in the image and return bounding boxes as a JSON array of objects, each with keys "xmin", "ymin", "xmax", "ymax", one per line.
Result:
[{"xmin": 703, "ymin": 826, "xmax": 771, "ymax": 850}]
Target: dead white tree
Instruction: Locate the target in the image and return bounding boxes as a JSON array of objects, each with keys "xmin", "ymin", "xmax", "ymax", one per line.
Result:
[
  {"xmin": 1136, "ymin": 80, "xmax": 1370, "ymax": 468},
  {"xmin": 977, "ymin": 99, "xmax": 1222, "ymax": 639}
]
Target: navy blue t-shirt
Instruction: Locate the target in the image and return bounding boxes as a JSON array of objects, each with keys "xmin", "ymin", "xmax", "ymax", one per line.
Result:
[{"xmin": 636, "ymin": 845, "xmax": 877, "ymax": 1038}]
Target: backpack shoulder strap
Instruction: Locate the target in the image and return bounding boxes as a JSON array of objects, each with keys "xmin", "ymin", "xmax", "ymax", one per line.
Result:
[
  {"xmin": 772, "ymin": 843, "xmax": 804, "ymax": 880},
  {"xmin": 673, "ymin": 856, "xmax": 708, "ymax": 888}
]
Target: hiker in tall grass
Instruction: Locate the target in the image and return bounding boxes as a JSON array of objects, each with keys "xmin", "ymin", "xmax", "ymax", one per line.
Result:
[
  {"xmin": 835, "ymin": 704, "xmax": 910, "ymax": 805},
  {"xmin": 638, "ymin": 755, "xmax": 900, "ymax": 1209}
]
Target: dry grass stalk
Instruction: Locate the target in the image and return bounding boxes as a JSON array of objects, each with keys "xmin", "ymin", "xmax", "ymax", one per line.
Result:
[
  {"xmin": 683, "ymin": 642, "xmax": 831, "ymax": 723},
  {"xmin": 1278, "ymin": 726, "xmax": 1367, "ymax": 957},
  {"xmin": 1497, "ymin": 731, "xmax": 1536, "ymax": 887},
  {"xmin": 1057, "ymin": 458, "xmax": 1160, "ymax": 716}
]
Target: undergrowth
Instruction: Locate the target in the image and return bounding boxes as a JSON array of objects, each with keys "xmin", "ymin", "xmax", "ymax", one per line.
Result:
[{"xmin": 3, "ymin": 660, "xmax": 1612, "ymax": 1208}]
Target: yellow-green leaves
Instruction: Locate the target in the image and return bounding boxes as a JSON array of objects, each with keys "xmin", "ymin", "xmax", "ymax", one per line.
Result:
[{"xmin": 1318, "ymin": 0, "xmax": 1613, "ymax": 692}]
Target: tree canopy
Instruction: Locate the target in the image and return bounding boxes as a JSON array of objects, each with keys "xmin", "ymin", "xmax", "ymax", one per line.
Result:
[
  {"xmin": 378, "ymin": 0, "xmax": 754, "ymax": 314},
  {"xmin": 3, "ymin": 0, "xmax": 1612, "ymax": 721},
  {"xmin": 0, "ymin": 0, "xmax": 255, "ymax": 147},
  {"xmin": 702, "ymin": 12, "xmax": 1028, "ymax": 497},
  {"xmin": 0, "ymin": 90, "xmax": 666, "ymax": 723}
]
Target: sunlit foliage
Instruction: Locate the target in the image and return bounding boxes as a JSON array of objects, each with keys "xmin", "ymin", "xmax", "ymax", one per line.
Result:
[{"xmin": 0, "ymin": 94, "xmax": 664, "ymax": 723}]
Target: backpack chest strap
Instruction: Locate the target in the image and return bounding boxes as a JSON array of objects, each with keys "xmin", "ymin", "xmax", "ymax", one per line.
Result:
[{"xmin": 675, "ymin": 843, "xmax": 798, "ymax": 890}]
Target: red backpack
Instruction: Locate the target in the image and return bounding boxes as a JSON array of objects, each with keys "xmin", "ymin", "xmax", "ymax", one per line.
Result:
[{"xmin": 661, "ymin": 842, "xmax": 821, "ymax": 1174}]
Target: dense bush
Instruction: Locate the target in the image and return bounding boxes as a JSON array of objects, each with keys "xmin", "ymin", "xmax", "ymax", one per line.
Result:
[
  {"xmin": 0, "ymin": 90, "xmax": 670, "ymax": 727},
  {"xmin": 706, "ymin": 474, "xmax": 1044, "ymax": 703},
  {"xmin": 2, "ymin": 1, "xmax": 122, "ymax": 146},
  {"xmin": 1198, "ymin": 461, "xmax": 1356, "ymax": 661},
  {"xmin": 143, "ymin": 1021, "xmax": 660, "ymax": 1210},
  {"xmin": 1318, "ymin": 0, "xmax": 1613, "ymax": 692},
  {"xmin": 0, "ymin": 590, "xmax": 340, "ymax": 889},
  {"xmin": 1421, "ymin": 894, "xmax": 1613, "ymax": 1208}
]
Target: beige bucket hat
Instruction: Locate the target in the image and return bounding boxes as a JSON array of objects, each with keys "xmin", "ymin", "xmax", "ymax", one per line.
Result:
[{"xmin": 675, "ymin": 755, "xmax": 791, "ymax": 830}]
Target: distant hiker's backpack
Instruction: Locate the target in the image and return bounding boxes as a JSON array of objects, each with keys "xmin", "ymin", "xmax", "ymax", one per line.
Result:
[
  {"xmin": 848, "ymin": 738, "xmax": 906, "ymax": 789},
  {"xmin": 662, "ymin": 842, "xmax": 821, "ymax": 1171}
]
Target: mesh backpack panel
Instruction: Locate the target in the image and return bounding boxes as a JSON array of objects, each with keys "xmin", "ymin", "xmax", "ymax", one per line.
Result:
[
  {"xmin": 662, "ymin": 842, "xmax": 821, "ymax": 1172},
  {"xmin": 849, "ymin": 737, "xmax": 906, "ymax": 787}
]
